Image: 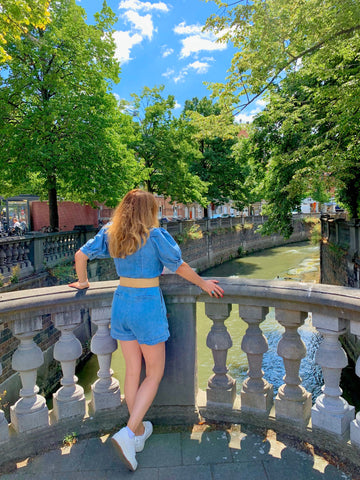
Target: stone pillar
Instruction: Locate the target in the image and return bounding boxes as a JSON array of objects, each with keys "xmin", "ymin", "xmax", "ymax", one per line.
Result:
[
  {"xmin": 0, "ymin": 362, "xmax": 9, "ymax": 443},
  {"xmin": 52, "ymin": 311, "xmax": 86, "ymax": 421},
  {"xmin": 205, "ymin": 303, "xmax": 236, "ymax": 407},
  {"xmin": 239, "ymin": 305, "xmax": 273, "ymax": 413},
  {"xmin": 311, "ymin": 314, "xmax": 355, "ymax": 436},
  {"xmin": 10, "ymin": 316, "xmax": 49, "ymax": 433},
  {"xmin": 312, "ymin": 314, "xmax": 355, "ymax": 435},
  {"xmin": 275, "ymin": 308, "xmax": 312, "ymax": 424},
  {"xmin": 350, "ymin": 319, "xmax": 360, "ymax": 446},
  {"xmin": 89, "ymin": 307, "xmax": 121, "ymax": 412}
]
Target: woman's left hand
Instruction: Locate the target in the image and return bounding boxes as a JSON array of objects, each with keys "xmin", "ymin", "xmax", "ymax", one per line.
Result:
[{"xmin": 201, "ymin": 279, "xmax": 224, "ymax": 298}]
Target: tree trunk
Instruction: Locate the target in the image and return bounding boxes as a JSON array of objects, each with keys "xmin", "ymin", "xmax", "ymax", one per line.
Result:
[{"xmin": 48, "ymin": 176, "xmax": 59, "ymax": 231}]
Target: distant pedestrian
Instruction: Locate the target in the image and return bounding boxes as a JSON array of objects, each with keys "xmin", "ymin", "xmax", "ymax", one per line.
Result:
[{"xmin": 69, "ymin": 189, "xmax": 224, "ymax": 471}]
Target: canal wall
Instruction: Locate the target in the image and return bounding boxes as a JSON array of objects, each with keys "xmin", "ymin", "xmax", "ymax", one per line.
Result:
[{"xmin": 320, "ymin": 216, "xmax": 360, "ymax": 363}]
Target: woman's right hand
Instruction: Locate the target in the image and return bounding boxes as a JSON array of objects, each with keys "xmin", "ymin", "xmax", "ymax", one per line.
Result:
[
  {"xmin": 69, "ymin": 280, "xmax": 89, "ymax": 290},
  {"xmin": 200, "ymin": 279, "xmax": 224, "ymax": 298}
]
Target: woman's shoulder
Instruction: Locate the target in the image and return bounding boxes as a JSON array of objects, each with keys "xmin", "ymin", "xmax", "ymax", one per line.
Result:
[{"xmin": 150, "ymin": 227, "xmax": 177, "ymax": 245}]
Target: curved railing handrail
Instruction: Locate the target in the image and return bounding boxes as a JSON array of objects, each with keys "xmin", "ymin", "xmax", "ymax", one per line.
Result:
[{"xmin": 1, "ymin": 277, "xmax": 360, "ymax": 318}]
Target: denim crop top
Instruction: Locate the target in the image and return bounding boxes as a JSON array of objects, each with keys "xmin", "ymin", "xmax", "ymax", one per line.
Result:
[{"xmin": 80, "ymin": 226, "xmax": 184, "ymax": 278}]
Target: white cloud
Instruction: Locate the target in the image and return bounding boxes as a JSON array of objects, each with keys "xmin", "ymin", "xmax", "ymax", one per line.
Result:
[
  {"xmin": 174, "ymin": 22, "xmax": 227, "ymax": 58},
  {"xmin": 165, "ymin": 58, "xmax": 213, "ymax": 84},
  {"xmin": 118, "ymin": 0, "xmax": 169, "ymax": 12},
  {"xmin": 174, "ymin": 101, "xmax": 181, "ymax": 109},
  {"xmin": 179, "ymin": 34, "xmax": 226, "ymax": 58},
  {"xmin": 113, "ymin": 31, "xmax": 143, "ymax": 63},
  {"xmin": 187, "ymin": 60, "xmax": 211, "ymax": 74},
  {"xmin": 161, "ymin": 46, "xmax": 174, "ymax": 58},
  {"xmin": 114, "ymin": 0, "xmax": 169, "ymax": 63},
  {"xmin": 174, "ymin": 22, "xmax": 203, "ymax": 35},
  {"xmin": 162, "ymin": 68, "xmax": 175, "ymax": 78},
  {"xmin": 124, "ymin": 10, "xmax": 154, "ymax": 39},
  {"xmin": 235, "ymin": 112, "xmax": 256, "ymax": 124}
]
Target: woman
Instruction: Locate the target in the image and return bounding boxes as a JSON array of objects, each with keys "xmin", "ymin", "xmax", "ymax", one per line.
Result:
[{"xmin": 69, "ymin": 189, "xmax": 224, "ymax": 471}]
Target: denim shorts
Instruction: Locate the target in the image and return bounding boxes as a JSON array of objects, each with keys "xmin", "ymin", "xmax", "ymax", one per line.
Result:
[{"xmin": 110, "ymin": 286, "xmax": 170, "ymax": 345}]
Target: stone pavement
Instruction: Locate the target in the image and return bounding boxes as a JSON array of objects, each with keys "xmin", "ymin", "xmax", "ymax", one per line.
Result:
[{"xmin": 0, "ymin": 424, "xmax": 356, "ymax": 480}]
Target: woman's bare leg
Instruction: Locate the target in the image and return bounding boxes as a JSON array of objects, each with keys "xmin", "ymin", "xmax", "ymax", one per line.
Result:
[
  {"xmin": 119, "ymin": 340, "xmax": 143, "ymax": 435},
  {"xmin": 125, "ymin": 342, "xmax": 165, "ymax": 435}
]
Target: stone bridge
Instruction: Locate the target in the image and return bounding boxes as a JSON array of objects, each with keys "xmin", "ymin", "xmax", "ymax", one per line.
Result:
[{"xmin": 0, "ymin": 276, "xmax": 360, "ymax": 471}]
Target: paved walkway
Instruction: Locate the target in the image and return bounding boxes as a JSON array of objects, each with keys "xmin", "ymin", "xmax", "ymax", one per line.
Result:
[{"xmin": 0, "ymin": 424, "xmax": 356, "ymax": 480}]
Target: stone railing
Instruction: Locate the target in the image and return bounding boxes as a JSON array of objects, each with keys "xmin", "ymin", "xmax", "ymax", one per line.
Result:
[
  {"xmin": 0, "ymin": 230, "xmax": 96, "ymax": 284},
  {"xmin": 1, "ymin": 277, "xmax": 360, "ymax": 469}
]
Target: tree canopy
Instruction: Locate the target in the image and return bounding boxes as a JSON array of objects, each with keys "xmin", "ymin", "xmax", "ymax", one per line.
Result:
[
  {"xmin": 0, "ymin": 0, "xmax": 51, "ymax": 62},
  {"xmin": 129, "ymin": 86, "xmax": 208, "ymax": 206},
  {"xmin": 205, "ymin": 0, "xmax": 360, "ymax": 233},
  {"xmin": 0, "ymin": 0, "xmax": 138, "ymax": 229},
  {"xmin": 182, "ymin": 97, "xmax": 250, "ymax": 213}
]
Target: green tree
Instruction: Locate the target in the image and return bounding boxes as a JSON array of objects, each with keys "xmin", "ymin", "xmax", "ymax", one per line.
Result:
[
  {"xmin": 249, "ymin": 42, "xmax": 360, "ymax": 235},
  {"xmin": 0, "ymin": 0, "xmax": 139, "ymax": 229},
  {"xmin": 205, "ymin": 0, "xmax": 360, "ymax": 233},
  {"xmin": 205, "ymin": 0, "xmax": 360, "ymax": 112},
  {"xmin": 129, "ymin": 86, "xmax": 208, "ymax": 205},
  {"xmin": 0, "ymin": 0, "xmax": 51, "ymax": 62},
  {"xmin": 182, "ymin": 97, "xmax": 250, "ymax": 216}
]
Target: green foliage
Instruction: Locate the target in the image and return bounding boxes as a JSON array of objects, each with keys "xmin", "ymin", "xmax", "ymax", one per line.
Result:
[
  {"xmin": 182, "ymin": 97, "xmax": 250, "ymax": 210},
  {"xmin": 129, "ymin": 86, "xmax": 207, "ymax": 205},
  {"xmin": 205, "ymin": 0, "xmax": 360, "ymax": 234},
  {"xmin": 48, "ymin": 261, "xmax": 76, "ymax": 284},
  {"xmin": 310, "ymin": 222, "xmax": 321, "ymax": 245},
  {"xmin": 0, "ymin": 0, "xmax": 51, "ymax": 62},
  {"xmin": 63, "ymin": 432, "xmax": 77, "ymax": 446},
  {"xmin": 175, "ymin": 223, "xmax": 203, "ymax": 244},
  {"xmin": 0, "ymin": 273, "xmax": 4, "ymax": 287},
  {"xmin": 10, "ymin": 265, "xmax": 20, "ymax": 283},
  {"xmin": 0, "ymin": 390, "xmax": 8, "ymax": 410},
  {"xmin": 0, "ymin": 0, "xmax": 139, "ymax": 229}
]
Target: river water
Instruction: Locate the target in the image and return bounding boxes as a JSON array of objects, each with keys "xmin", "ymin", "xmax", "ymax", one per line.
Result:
[{"xmin": 77, "ymin": 241, "xmax": 323, "ymax": 402}]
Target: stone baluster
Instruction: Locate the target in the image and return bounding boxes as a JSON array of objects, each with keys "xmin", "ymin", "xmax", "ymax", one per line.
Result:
[
  {"xmin": 0, "ymin": 245, "xmax": 6, "ymax": 273},
  {"xmin": 311, "ymin": 314, "xmax": 355, "ymax": 436},
  {"xmin": 350, "ymin": 319, "xmax": 360, "ymax": 446},
  {"xmin": 239, "ymin": 305, "xmax": 273, "ymax": 413},
  {"xmin": 11, "ymin": 242, "xmax": 19, "ymax": 267},
  {"xmin": 4, "ymin": 243, "xmax": 12, "ymax": 271},
  {"xmin": 89, "ymin": 307, "xmax": 121, "ymax": 412},
  {"xmin": 10, "ymin": 316, "xmax": 49, "ymax": 433},
  {"xmin": 52, "ymin": 310, "xmax": 86, "ymax": 421},
  {"xmin": 0, "ymin": 362, "xmax": 9, "ymax": 443},
  {"xmin": 23, "ymin": 240, "xmax": 30, "ymax": 265},
  {"xmin": 18, "ymin": 241, "xmax": 25, "ymax": 263},
  {"xmin": 274, "ymin": 308, "xmax": 312, "ymax": 424},
  {"xmin": 205, "ymin": 303, "xmax": 236, "ymax": 407}
]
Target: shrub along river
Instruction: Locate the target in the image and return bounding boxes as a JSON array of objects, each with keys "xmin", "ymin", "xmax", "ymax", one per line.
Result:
[{"xmin": 77, "ymin": 241, "xmax": 325, "ymax": 403}]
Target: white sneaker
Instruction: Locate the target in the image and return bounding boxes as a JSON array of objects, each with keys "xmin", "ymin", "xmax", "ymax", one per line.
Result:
[
  {"xmin": 135, "ymin": 421, "xmax": 153, "ymax": 452},
  {"xmin": 111, "ymin": 427, "xmax": 138, "ymax": 471}
]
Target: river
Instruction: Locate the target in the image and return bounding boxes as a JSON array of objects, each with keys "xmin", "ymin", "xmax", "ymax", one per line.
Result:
[{"xmin": 77, "ymin": 241, "xmax": 323, "ymax": 403}]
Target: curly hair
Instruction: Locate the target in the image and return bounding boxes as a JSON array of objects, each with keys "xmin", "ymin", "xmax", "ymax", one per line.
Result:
[{"xmin": 106, "ymin": 189, "xmax": 159, "ymax": 258}]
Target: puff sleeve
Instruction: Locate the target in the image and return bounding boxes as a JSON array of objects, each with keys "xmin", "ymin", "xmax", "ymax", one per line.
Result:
[
  {"xmin": 80, "ymin": 226, "xmax": 110, "ymax": 260},
  {"xmin": 151, "ymin": 228, "xmax": 184, "ymax": 272}
]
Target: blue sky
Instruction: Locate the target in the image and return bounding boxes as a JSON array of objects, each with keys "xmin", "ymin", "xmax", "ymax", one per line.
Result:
[{"xmin": 77, "ymin": 0, "xmax": 263, "ymax": 122}]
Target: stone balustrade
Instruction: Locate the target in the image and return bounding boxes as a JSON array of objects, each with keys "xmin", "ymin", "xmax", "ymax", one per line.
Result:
[
  {"xmin": 0, "ymin": 231, "xmax": 88, "ymax": 284},
  {"xmin": 0, "ymin": 276, "xmax": 360, "ymax": 469}
]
